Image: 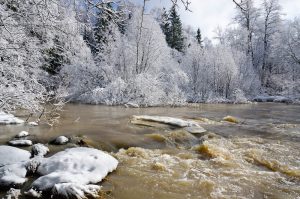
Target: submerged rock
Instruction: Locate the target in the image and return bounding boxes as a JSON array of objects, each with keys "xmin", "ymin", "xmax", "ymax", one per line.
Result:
[
  {"xmin": 51, "ymin": 136, "xmax": 69, "ymax": 145},
  {"xmin": 8, "ymin": 140, "xmax": 33, "ymax": 146},
  {"xmin": 132, "ymin": 115, "xmax": 200, "ymax": 128},
  {"xmin": 0, "ymin": 112, "xmax": 24, "ymax": 125},
  {"xmin": 223, "ymin": 116, "xmax": 239, "ymax": 124},
  {"xmin": 29, "ymin": 147, "xmax": 118, "ymax": 197},
  {"xmin": 15, "ymin": 131, "xmax": 29, "ymax": 138},
  {"xmin": 31, "ymin": 144, "xmax": 49, "ymax": 157}
]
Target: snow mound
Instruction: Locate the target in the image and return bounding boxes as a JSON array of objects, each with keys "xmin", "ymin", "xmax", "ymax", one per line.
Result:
[
  {"xmin": 0, "ymin": 146, "xmax": 31, "ymax": 166},
  {"xmin": 132, "ymin": 115, "xmax": 200, "ymax": 127},
  {"xmin": 8, "ymin": 140, "xmax": 33, "ymax": 146},
  {"xmin": 15, "ymin": 131, "xmax": 29, "ymax": 138},
  {"xmin": 52, "ymin": 183, "xmax": 101, "ymax": 199},
  {"xmin": 30, "ymin": 147, "xmax": 118, "ymax": 192},
  {"xmin": 52, "ymin": 136, "xmax": 69, "ymax": 145},
  {"xmin": 32, "ymin": 144, "xmax": 49, "ymax": 157},
  {"xmin": 0, "ymin": 112, "xmax": 24, "ymax": 125}
]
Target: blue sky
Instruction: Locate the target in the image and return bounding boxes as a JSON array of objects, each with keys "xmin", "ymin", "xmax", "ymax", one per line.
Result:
[{"xmin": 131, "ymin": 0, "xmax": 300, "ymax": 40}]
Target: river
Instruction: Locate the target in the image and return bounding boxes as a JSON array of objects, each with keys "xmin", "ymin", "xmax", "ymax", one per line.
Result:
[{"xmin": 0, "ymin": 103, "xmax": 299, "ymax": 198}]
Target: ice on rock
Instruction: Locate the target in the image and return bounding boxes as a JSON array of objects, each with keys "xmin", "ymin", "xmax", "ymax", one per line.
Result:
[
  {"xmin": 52, "ymin": 183, "xmax": 101, "ymax": 199},
  {"xmin": 0, "ymin": 112, "xmax": 24, "ymax": 125},
  {"xmin": 8, "ymin": 140, "xmax": 32, "ymax": 146},
  {"xmin": 52, "ymin": 136, "xmax": 69, "ymax": 145},
  {"xmin": 30, "ymin": 147, "xmax": 118, "ymax": 193},
  {"xmin": 132, "ymin": 115, "xmax": 200, "ymax": 127},
  {"xmin": 31, "ymin": 144, "xmax": 49, "ymax": 157},
  {"xmin": 0, "ymin": 146, "xmax": 31, "ymax": 187},
  {"xmin": 15, "ymin": 131, "xmax": 29, "ymax": 138}
]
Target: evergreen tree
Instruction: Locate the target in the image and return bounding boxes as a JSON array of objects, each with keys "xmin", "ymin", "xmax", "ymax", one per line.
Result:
[
  {"xmin": 43, "ymin": 35, "xmax": 67, "ymax": 75},
  {"xmin": 167, "ymin": 5, "xmax": 185, "ymax": 52},
  {"xmin": 196, "ymin": 28, "xmax": 203, "ymax": 47},
  {"xmin": 94, "ymin": 3, "xmax": 114, "ymax": 54},
  {"xmin": 160, "ymin": 8, "xmax": 170, "ymax": 39}
]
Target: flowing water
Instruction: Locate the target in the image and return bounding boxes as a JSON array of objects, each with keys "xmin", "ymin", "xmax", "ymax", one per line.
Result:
[{"xmin": 0, "ymin": 103, "xmax": 300, "ymax": 198}]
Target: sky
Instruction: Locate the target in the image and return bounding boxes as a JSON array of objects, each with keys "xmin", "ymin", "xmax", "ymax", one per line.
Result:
[{"xmin": 132, "ymin": 0, "xmax": 300, "ymax": 40}]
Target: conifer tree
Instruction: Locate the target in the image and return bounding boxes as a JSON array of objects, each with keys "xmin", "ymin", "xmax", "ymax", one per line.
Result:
[
  {"xmin": 94, "ymin": 3, "xmax": 114, "ymax": 54},
  {"xmin": 168, "ymin": 5, "xmax": 185, "ymax": 52},
  {"xmin": 160, "ymin": 8, "xmax": 170, "ymax": 40}
]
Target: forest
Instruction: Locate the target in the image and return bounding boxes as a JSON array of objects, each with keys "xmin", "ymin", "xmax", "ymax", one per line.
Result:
[{"xmin": 0, "ymin": 0, "xmax": 300, "ymax": 115}]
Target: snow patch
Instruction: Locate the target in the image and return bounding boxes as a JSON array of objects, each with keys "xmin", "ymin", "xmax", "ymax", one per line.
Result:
[{"xmin": 0, "ymin": 112, "xmax": 24, "ymax": 125}]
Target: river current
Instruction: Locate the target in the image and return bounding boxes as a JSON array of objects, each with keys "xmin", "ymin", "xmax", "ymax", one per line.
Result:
[{"xmin": 0, "ymin": 103, "xmax": 299, "ymax": 198}]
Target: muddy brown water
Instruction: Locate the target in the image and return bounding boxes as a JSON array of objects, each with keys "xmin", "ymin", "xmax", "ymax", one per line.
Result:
[{"xmin": 0, "ymin": 103, "xmax": 300, "ymax": 198}]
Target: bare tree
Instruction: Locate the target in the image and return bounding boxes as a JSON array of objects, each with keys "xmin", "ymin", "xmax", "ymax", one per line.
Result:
[
  {"xmin": 261, "ymin": 0, "xmax": 281, "ymax": 86},
  {"xmin": 232, "ymin": 0, "xmax": 259, "ymax": 67}
]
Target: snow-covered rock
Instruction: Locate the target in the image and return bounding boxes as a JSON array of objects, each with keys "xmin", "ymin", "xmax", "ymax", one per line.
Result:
[
  {"xmin": 31, "ymin": 144, "xmax": 49, "ymax": 157},
  {"xmin": 184, "ymin": 126, "xmax": 207, "ymax": 134},
  {"xmin": 125, "ymin": 102, "xmax": 139, "ymax": 108},
  {"xmin": 5, "ymin": 188, "xmax": 21, "ymax": 199},
  {"xmin": 28, "ymin": 122, "xmax": 39, "ymax": 126},
  {"xmin": 8, "ymin": 140, "xmax": 33, "ymax": 146},
  {"xmin": 52, "ymin": 183, "xmax": 101, "ymax": 199},
  {"xmin": 132, "ymin": 115, "xmax": 200, "ymax": 128},
  {"xmin": 15, "ymin": 131, "xmax": 29, "ymax": 138},
  {"xmin": 0, "ymin": 163, "xmax": 28, "ymax": 187},
  {"xmin": 0, "ymin": 112, "xmax": 24, "ymax": 125},
  {"xmin": 0, "ymin": 146, "xmax": 31, "ymax": 166},
  {"xmin": 30, "ymin": 147, "xmax": 118, "ymax": 193},
  {"xmin": 0, "ymin": 146, "xmax": 31, "ymax": 187},
  {"xmin": 52, "ymin": 136, "xmax": 69, "ymax": 145}
]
